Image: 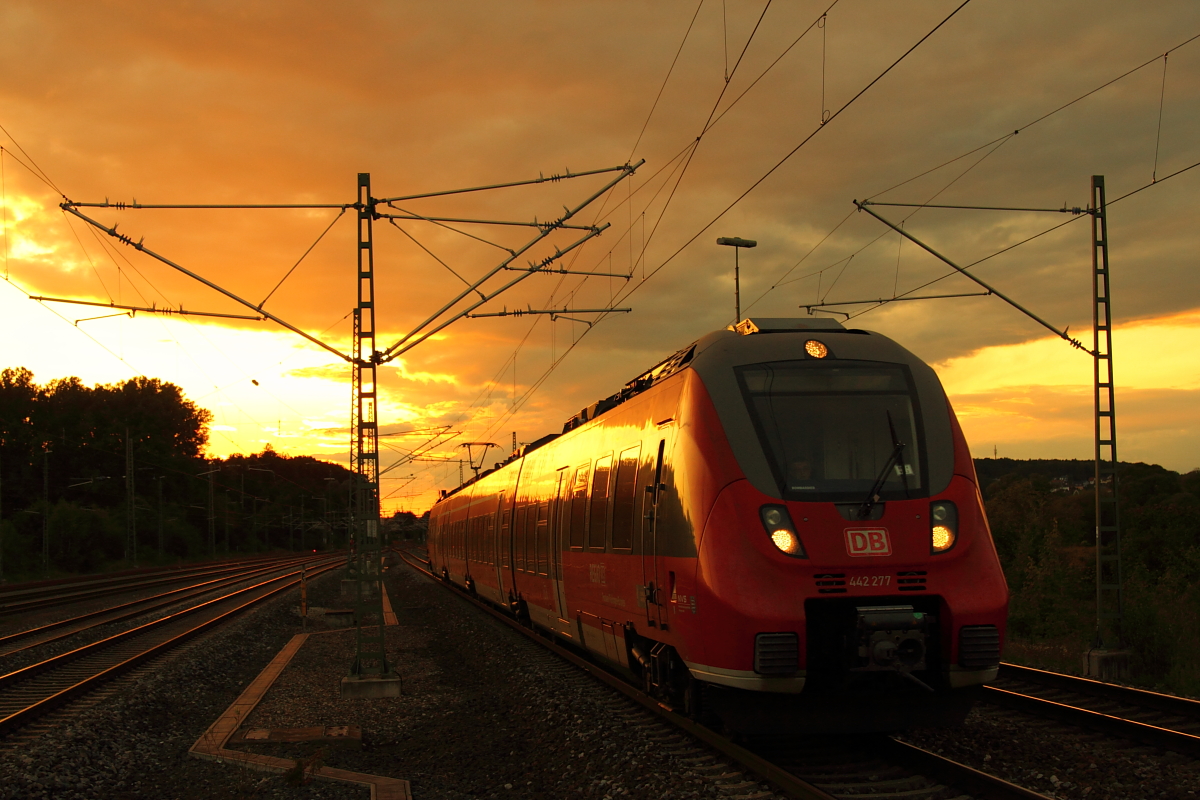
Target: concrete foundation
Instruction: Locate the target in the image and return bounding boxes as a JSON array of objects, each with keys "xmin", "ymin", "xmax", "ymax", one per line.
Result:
[
  {"xmin": 340, "ymin": 579, "xmax": 380, "ymax": 599},
  {"xmin": 1083, "ymin": 649, "xmax": 1131, "ymax": 681},
  {"xmin": 340, "ymin": 675, "xmax": 403, "ymax": 699},
  {"xmin": 324, "ymin": 608, "xmax": 355, "ymax": 626},
  {"xmin": 236, "ymin": 725, "xmax": 362, "ymax": 749}
]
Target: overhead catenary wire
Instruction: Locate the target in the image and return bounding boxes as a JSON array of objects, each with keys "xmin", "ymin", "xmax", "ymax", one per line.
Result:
[
  {"xmin": 629, "ymin": 0, "xmax": 706, "ymax": 162},
  {"xmin": 0, "ymin": 133, "xmax": 345, "ymax": 461},
  {"xmin": 60, "ymin": 208, "xmax": 304, "ymax": 452},
  {"xmin": 419, "ymin": 0, "xmax": 972, "ymax": 496},
  {"xmin": 61, "ymin": 204, "xmax": 354, "ymax": 363},
  {"xmin": 845, "ymin": 156, "xmax": 1200, "ymax": 324},
  {"xmin": 388, "ymin": 219, "xmax": 485, "ymax": 300},
  {"xmin": 259, "ymin": 207, "xmax": 348, "ymax": 309},
  {"xmin": 0, "ymin": 122, "xmax": 63, "ymax": 196},
  {"xmin": 853, "ymin": 200, "xmax": 1087, "ymax": 350},
  {"xmin": 1153, "ymin": 52, "xmax": 1169, "ymax": 183},
  {"xmin": 557, "ymin": 0, "xmax": 796, "ymax": 305},
  {"xmin": 605, "ymin": 0, "xmax": 976, "ymax": 313},
  {"xmin": 867, "ymin": 30, "xmax": 1200, "ymax": 203}
]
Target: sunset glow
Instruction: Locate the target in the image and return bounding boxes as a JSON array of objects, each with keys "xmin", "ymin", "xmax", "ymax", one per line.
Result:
[{"xmin": 2, "ymin": 2, "xmax": 1199, "ymax": 512}]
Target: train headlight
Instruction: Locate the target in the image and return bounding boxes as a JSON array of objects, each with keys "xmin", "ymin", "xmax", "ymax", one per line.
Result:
[
  {"xmin": 805, "ymin": 340, "xmax": 828, "ymax": 358},
  {"xmin": 760, "ymin": 505, "xmax": 806, "ymax": 558},
  {"xmin": 930, "ymin": 501, "xmax": 958, "ymax": 553}
]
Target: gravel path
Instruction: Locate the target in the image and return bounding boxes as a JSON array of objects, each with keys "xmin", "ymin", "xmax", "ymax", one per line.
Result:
[{"xmin": 0, "ymin": 566, "xmax": 360, "ymax": 800}]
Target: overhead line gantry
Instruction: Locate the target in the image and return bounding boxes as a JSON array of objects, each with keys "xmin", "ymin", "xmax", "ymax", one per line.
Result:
[{"xmin": 54, "ymin": 159, "xmax": 642, "ymax": 693}]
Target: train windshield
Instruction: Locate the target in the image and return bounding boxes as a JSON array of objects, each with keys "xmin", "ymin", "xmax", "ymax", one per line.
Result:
[{"xmin": 736, "ymin": 361, "xmax": 925, "ymax": 501}]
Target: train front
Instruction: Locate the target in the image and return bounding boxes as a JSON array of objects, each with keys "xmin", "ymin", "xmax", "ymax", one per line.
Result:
[{"xmin": 680, "ymin": 318, "xmax": 1008, "ymax": 733}]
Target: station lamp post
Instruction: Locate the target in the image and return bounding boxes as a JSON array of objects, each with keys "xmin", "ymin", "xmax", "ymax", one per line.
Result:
[{"xmin": 716, "ymin": 236, "xmax": 757, "ymax": 323}]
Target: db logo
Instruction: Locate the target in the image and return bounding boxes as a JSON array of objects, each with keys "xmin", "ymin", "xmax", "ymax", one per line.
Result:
[{"xmin": 845, "ymin": 528, "xmax": 892, "ymax": 557}]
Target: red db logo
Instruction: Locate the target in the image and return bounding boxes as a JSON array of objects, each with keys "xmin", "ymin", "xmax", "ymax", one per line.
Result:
[{"xmin": 845, "ymin": 528, "xmax": 892, "ymax": 557}]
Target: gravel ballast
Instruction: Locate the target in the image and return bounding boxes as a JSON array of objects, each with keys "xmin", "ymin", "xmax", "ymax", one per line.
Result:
[
  {"xmin": 232, "ymin": 562, "xmax": 781, "ymax": 800},
  {"xmin": 900, "ymin": 705, "xmax": 1200, "ymax": 799},
  {"xmin": 3, "ymin": 550, "xmax": 1196, "ymax": 800},
  {"xmin": 0, "ymin": 566, "xmax": 361, "ymax": 800}
]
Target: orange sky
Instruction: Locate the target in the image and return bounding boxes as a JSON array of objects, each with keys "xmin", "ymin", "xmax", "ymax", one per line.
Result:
[{"xmin": 2, "ymin": 1, "xmax": 1199, "ymax": 511}]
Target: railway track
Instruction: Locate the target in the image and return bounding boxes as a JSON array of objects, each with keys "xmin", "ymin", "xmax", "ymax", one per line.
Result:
[
  {"xmin": 0, "ymin": 554, "xmax": 326, "ymax": 659},
  {"xmin": 0, "ymin": 554, "xmax": 342, "ymax": 741},
  {"xmin": 396, "ymin": 547, "xmax": 1047, "ymax": 800},
  {"xmin": 983, "ymin": 662, "xmax": 1200, "ymax": 757},
  {"xmin": 0, "ymin": 552, "xmax": 330, "ymax": 618}
]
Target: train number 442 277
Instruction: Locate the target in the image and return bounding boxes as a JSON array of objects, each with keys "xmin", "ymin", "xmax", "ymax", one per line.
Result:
[{"xmin": 847, "ymin": 575, "xmax": 892, "ymax": 587}]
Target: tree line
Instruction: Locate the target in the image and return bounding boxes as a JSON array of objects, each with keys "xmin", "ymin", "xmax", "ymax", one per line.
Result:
[
  {"xmin": 979, "ymin": 457, "xmax": 1200, "ymax": 694},
  {"xmin": 0, "ymin": 367, "xmax": 364, "ymax": 580}
]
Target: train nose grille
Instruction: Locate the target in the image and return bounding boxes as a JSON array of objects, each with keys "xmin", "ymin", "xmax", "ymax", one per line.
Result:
[
  {"xmin": 959, "ymin": 625, "xmax": 1001, "ymax": 667},
  {"xmin": 815, "ymin": 573, "xmax": 846, "ymax": 594},
  {"xmin": 754, "ymin": 632, "xmax": 799, "ymax": 675}
]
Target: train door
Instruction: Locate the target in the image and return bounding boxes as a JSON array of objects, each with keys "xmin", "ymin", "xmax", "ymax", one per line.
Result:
[
  {"xmin": 551, "ymin": 468, "xmax": 570, "ymax": 622},
  {"xmin": 641, "ymin": 438, "xmax": 668, "ymax": 630}
]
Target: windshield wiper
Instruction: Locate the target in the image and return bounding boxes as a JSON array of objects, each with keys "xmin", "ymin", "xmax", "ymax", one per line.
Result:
[{"xmin": 859, "ymin": 411, "xmax": 906, "ymax": 520}]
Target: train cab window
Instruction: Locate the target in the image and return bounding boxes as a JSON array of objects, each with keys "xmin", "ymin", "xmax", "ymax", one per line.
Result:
[
  {"xmin": 589, "ymin": 454, "xmax": 613, "ymax": 549},
  {"xmin": 611, "ymin": 445, "xmax": 642, "ymax": 550},
  {"xmin": 568, "ymin": 464, "xmax": 590, "ymax": 549},
  {"xmin": 737, "ymin": 361, "xmax": 926, "ymax": 502}
]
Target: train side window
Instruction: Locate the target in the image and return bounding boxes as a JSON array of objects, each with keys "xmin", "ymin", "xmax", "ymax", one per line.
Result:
[
  {"xmin": 476, "ymin": 508, "xmax": 483, "ymax": 565},
  {"xmin": 523, "ymin": 498, "xmax": 537, "ymax": 572},
  {"xmin": 471, "ymin": 512, "xmax": 478, "ymax": 563},
  {"xmin": 520, "ymin": 503, "xmax": 530, "ymax": 573},
  {"xmin": 472, "ymin": 513, "xmax": 481, "ymax": 563},
  {"xmin": 514, "ymin": 502, "xmax": 527, "ymax": 571},
  {"xmin": 536, "ymin": 500, "xmax": 550, "ymax": 575},
  {"xmin": 588, "ymin": 453, "xmax": 613, "ymax": 550},
  {"xmin": 497, "ymin": 492, "xmax": 509, "ymax": 568},
  {"xmin": 611, "ymin": 444, "xmax": 642, "ymax": 550},
  {"xmin": 568, "ymin": 464, "xmax": 590, "ymax": 549},
  {"xmin": 485, "ymin": 502, "xmax": 495, "ymax": 566},
  {"xmin": 467, "ymin": 514, "xmax": 474, "ymax": 563}
]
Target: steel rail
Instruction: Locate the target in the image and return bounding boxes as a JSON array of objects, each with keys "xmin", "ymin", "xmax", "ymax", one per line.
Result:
[
  {"xmin": 396, "ymin": 549, "xmax": 1047, "ymax": 800},
  {"xmin": 999, "ymin": 662, "xmax": 1200, "ymax": 717},
  {"xmin": 0, "ymin": 554, "xmax": 325, "ymax": 617},
  {"xmin": 983, "ymin": 663, "xmax": 1200, "ymax": 757},
  {"xmin": 0, "ymin": 552, "xmax": 303, "ymax": 603},
  {"xmin": 0, "ymin": 557, "xmax": 340, "ymax": 694},
  {"xmin": 0, "ymin": 554, "xmax": 328, "ymax": 655},
  {"xmin": 0, "ymin": 559, "xmax": 341, "ymax": 738}
]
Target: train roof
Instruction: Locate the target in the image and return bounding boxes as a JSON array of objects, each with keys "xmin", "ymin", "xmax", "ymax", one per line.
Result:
[{"xmin": 436, "ymin": 317, "xmax": 941, "ymax": 501}]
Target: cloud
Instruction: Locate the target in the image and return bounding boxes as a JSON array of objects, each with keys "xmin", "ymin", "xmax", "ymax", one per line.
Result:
[
  {"xmin": 3, "ymin": 1, "xmax": 1200, "ymax": 510},
  {"xmin": 936, "ymin": 310, "xmax": 1200, "ymax": 471}
]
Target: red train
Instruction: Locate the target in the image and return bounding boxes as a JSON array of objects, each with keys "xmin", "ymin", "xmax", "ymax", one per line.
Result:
[{"xmin": 427, "ymin": 317, "xmax": 1007, "ymax": 732}]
